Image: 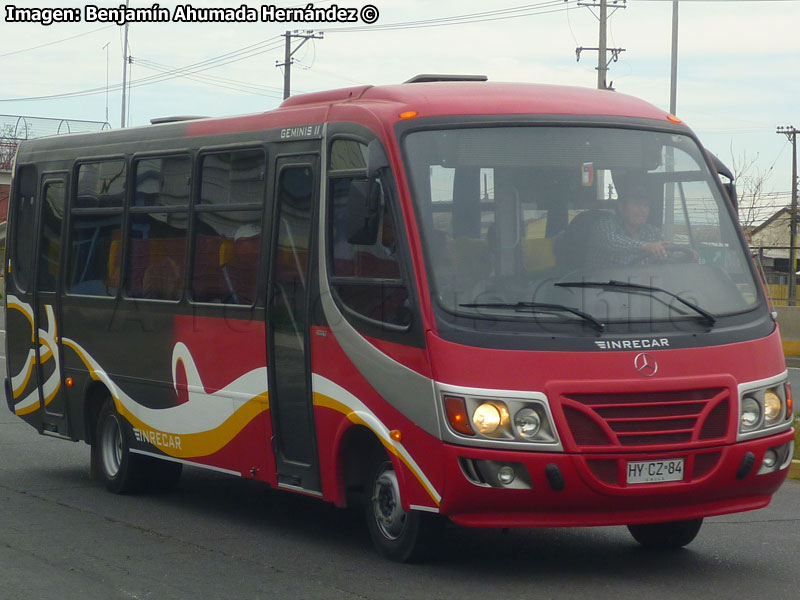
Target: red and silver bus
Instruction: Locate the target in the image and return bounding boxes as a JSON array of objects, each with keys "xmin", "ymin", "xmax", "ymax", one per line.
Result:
[{"xmin": 5, "ymin": 77, "xmax": 793, "ymax": 561}]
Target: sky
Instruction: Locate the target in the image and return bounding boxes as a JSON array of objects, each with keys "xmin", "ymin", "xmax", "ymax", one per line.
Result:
[{"xmin": 1, "ymin": 0, "xmax": 799, "ymax": 213}]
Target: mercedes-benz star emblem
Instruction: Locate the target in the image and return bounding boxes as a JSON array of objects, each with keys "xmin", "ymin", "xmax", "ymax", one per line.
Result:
[{"xmin": 634, "ymin": 353, "xmax": 658, "ymax": 377}]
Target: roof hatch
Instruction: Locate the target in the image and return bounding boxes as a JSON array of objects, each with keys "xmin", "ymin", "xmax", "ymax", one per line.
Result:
[{"xmin": 403, "ymin": 74, "xmax": 488, "ymax": 84}]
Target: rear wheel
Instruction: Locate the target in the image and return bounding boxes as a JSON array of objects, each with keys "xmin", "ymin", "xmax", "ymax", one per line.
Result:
[
  {"xmin": 627, "ymin": 518, "xmax": 703, "ymax": 549},
  {"xmin": 365, "ymin": 456, "xmax": 442, "ymax": 562},
  {"xmin": 93, "ymin": 399, "xmax": 147, "ymax": 494}
]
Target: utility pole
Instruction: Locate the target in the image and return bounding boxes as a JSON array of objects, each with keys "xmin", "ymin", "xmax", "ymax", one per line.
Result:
[
  {"xmin": 777, "ymin": 125, "xmax": 799, "ymax": 305},
  {"xmin": 669, "ymin": 0, "xmax": 678, "ymax": 115},
  {"xmin": 575, "ymin": 0, "xmax": 626, "ymax": 90},
  {"xmin": 103, "ymin": 42, "xmax": 110, "ymax": 124},
  {"xmin": 120, "ymin": 0, "xmax": 130, "ymax": 128},
  {"xmin": 276, "ymin": 30, "xmax": 324, "ymax": 100},
  {"xmin": 664, "ymin": 1, "xmax": 679, "ymax": 240},
  {"xmin": 597, "ymin": 0, "xmax": 607, "ymax": 90}
]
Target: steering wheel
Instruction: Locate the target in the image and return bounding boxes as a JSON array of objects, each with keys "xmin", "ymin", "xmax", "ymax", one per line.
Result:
[{"xmin": 661, "ymin": 244, "xmax": 697, "ymax": 263}]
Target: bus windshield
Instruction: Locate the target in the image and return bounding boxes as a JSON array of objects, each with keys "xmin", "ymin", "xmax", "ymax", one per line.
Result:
[{"xmin": 403, "ymin": 126, "xmax": 759, "ymax": 328}]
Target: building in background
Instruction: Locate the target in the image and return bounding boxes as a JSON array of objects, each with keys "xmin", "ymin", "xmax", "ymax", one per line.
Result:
[
  {"xmin": 749, "ymin": 207, "xmax": 792, "ymax": 273},
  {"xmin": 748, "ymin": 206, "xmax": 798, "ymax": 305}
]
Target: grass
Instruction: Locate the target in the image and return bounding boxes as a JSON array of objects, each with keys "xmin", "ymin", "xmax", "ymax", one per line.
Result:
[{"xmin": 794, "ymin": 415, "xmax": 800, "ymax": 461}]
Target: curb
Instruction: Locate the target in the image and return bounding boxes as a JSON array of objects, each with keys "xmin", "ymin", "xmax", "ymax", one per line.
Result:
[
  {"xmin": 785, "ymin": 356, "xmax": 800, "ymax": 369},
  {"xmin": 783, "ymin": 340, "xmax": 800, "ymax": 357}
]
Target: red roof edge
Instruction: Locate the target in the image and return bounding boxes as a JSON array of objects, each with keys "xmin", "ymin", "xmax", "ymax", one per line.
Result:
[{"xmin": 278, "ymin": 85, "xmax": 373, "ymax": 108}]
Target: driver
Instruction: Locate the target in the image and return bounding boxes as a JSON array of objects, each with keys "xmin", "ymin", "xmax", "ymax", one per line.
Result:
[{"xmin": 587, "ymin": 180, "xmax": 668, "ymax": 268}]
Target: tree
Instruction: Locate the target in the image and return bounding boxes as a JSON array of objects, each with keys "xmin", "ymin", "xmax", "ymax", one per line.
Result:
[
  {"xmin": 729, "ymin": 145, "xmax": 776, "ymax": 230},
  {"xmin": 0, "ymin": 124, "xmax": 20, "ymax": 171}
]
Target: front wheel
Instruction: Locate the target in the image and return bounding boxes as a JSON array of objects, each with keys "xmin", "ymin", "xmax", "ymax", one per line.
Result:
[
  {"xmin": 627, "ymin": 518, "xmax": 703, "ymax": 549},
  {"xmin": 365, "ymin": 457, "xmax": 441, "ymax": 562}
]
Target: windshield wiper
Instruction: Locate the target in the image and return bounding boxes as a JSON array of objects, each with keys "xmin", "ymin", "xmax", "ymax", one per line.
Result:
[
  {"xmin": 554, "ymin": 280, "xmax": 717, "ymax": 325},
  {"xmin": 458, "ymin": 301, "xmax": 605, "ymax": 331}
]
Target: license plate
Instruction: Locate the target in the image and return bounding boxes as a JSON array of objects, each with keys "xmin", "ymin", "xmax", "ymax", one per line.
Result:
[{"xmin": 626, "ymin": 458, "xmax": 685, "ymax": 484}]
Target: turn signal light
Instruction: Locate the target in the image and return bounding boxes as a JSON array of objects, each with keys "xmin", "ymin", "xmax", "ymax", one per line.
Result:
[
  {"xmin": 444, "ymin": 395, "xmax": 474, "ymax": 436},
  {"xmin": 390, "ymin": 429, "xmax": 403, "ymax": 442},
  {"xmin": 65, "ymin": 377, "xmax": 74, "ymax": 387},
  {"xmin": 399, "ymin": 110, "xmax": 418, "ymax": 120},
  {"xmin": 786, "ymin": 383, "xmax": 793, "ymax": 419}
]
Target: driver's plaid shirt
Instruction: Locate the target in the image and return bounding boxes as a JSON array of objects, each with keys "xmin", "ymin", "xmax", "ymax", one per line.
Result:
[{"xmin": 586, "ymin": 212, "xmax": 663, "ymax": 268}]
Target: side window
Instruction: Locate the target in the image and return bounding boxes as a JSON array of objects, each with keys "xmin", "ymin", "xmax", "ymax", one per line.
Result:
[
  {"xmin": 11, "ymin": 165, "xmax": 37, "ymax": 293},
  {"xmin": 68, "ymin": 160, "xmax": 126, "ymax": 296},
  {"xmin": 191, "ymin": 149, "xmax": 265, "ymax": 304},
  {"xmin": 126, "ymin": 156, "xmax": 191, "ymax": 300},
  {"xmin": 328, "ymin": 139, "xmax": 411, "ymax": 328},
  {"xmin": 37, "ymin": 181, "xmax": 65, "ymax": 292}
]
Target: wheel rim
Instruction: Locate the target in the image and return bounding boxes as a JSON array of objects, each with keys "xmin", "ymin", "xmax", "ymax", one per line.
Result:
[
  {"xmin": 100, "ymin": 413, "xmax": 123, "ymax": 478},
  {"xmin": 371, "ymin": 463, "xmax": 408, "ymax": 540}
]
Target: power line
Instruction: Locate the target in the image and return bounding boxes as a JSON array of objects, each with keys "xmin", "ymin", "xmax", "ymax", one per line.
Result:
[
  {"xmin": 136, "ymin": 59, "xmax": 286, "ymax": 98},
  {"xmin": 324, "ymin": 0, "xmax": 581, "ymax": 33},
  {"xmin": 0, "ymin": 36, "xmax": 285, "ymax": 103},
  {"xmin": 0, "ymin": 25, "xmax": 114, "ymax": 59},
  {"xmin": 0, "ymin": 2, "xmax": 580, "ymax": 103}
]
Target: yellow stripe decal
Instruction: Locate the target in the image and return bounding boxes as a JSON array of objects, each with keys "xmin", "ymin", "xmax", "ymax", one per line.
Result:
[{"xmin": 62, "ymin": 337, "xmax": 270, "ymax": 460}]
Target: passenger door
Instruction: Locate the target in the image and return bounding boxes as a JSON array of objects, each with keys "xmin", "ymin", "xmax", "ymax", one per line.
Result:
[
  {"xmin": 6, "ymin": 165, "xmax": 41, "ymax": 424},
  {"xmin": 34, "ymin": 175, "xmax": 69, "ymax": 436},
  {"xmin": 6, "ymin": 170, "xmax": 69, "ymax": 435},
  {"xmin": 267, "ymin": 154, "xmax": 321, "ymax": 493}
]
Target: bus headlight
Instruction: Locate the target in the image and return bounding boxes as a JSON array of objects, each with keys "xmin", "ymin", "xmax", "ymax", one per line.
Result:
[
  {"xmin": 740, "ymin": 397, "xmax": 761, "ymax": 431},
  {"xmin": 738, "ymin": 378, "xmax": 793, "ymax": 440},
  {"xmin": 514, "ymin": 408, "xmax": 542, "ymax": 439},
  {"xmin": 439, "ymin": 389, "xmax": 560, "ymax": 445},
  {"xmin": 764, "ymin": 389, "xmax": 783, "ymax": 424},
  {"xmin": 472, "ymin": 402, "xmax": 509, "ymax": 435}
]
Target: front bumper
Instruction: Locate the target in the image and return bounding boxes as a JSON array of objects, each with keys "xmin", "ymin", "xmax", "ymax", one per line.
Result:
[{"xmin": 440, "ymin": 428, "xmax": 795, "ymax": 528}]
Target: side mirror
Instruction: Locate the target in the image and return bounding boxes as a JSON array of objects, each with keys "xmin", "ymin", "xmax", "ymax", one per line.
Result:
[
  {"xmin": 346, "ymin": 178, "xmax": 381, "ymax": 245},
  {"xmin": 723, "ymin": 181, "xmax": 738, "ymax": 212},
  {"xmin": 366, "ymin": 139, "xmax": 389, "ymax": 178},
  {"xmin": 705, "ymin": 151, "xmax": 738, "ymax": 213}
]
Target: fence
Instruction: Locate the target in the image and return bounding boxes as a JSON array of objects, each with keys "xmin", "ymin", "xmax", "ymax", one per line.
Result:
[
  {"xmin": 751, "ymin": 246, "xmax": 800, "ymax": 306},
  {"xmin": 1, "ymin": 114, "xmax": 111, "ymax": 171}
]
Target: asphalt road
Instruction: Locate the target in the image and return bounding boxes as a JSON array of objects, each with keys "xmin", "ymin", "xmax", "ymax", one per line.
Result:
[{"xmin": 2, "ymin": 310, "xmax": 800, "ymax": 599}]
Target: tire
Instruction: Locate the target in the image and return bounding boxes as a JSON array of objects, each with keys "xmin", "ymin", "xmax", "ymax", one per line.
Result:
[
  {"xmin": 365, "ymin": 456, "xmax": 442, "ymax": 562},
  {"xmin": 93, "ymin": 399, "xmax": 147, "ymax": 494},
  {"xmin": 627, "ymin": 518, "xmax": 703, "ymax": 549}
]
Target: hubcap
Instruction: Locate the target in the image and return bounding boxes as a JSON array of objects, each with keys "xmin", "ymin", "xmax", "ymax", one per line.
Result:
[
  {"xmin": 100, "ymin": 414, "xmax": 123, "ymax": 478},
  {"xmin": 371, "ymin": 463, "xmax": 408, "ymax": 540}
]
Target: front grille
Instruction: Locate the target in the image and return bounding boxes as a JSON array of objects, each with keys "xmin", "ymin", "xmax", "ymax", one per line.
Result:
[{"xmin": 562, "ymin": 388, "xmax": 729, "ymax": 451}]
